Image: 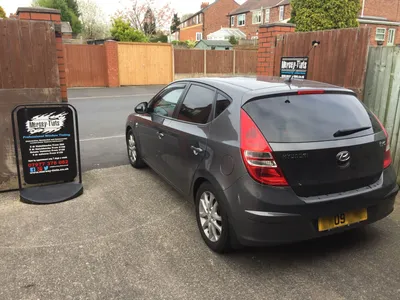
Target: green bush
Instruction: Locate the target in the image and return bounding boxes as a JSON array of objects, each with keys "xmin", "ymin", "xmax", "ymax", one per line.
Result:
[
  {"xmin": 110, "ymin": 18, "xmax": 148, "ymax": 42},
  {"xmin": 229, "ymin": 36, "xmax": 238, "ymax": 45},
  {"xmin": 291, "ymin": 0, "xmax": 361, "ymax": 32}
]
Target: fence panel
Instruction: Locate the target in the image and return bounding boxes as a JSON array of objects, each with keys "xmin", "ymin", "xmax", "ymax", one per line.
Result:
[
  {"xmin": 0, "ymin": 19, "xmax": 59, "ymax": 191},
  {"xmin": 364, "ymin": 46, "xmax": 400, "ymax": 182},
  {"xmin": 174, "ymin": 49, "xmax": 204, "ymax": 73},
  {"xmin": 118, "ymin": 43, "xmax": 173, "ymax": 85},
  {"xmin": 206, "ymin": 50, "xmax": 233, "ymax": 74},
  {"xmin": 274, "ymin": 27, "xmax": 370, "ymax": 97},
  {"xmin": 64, "ymin": 44, "xmax": 107, "ymax": 87},
  {"xmin": 235, "ymin": 50, "xmax": 257, "ymax": 74}
]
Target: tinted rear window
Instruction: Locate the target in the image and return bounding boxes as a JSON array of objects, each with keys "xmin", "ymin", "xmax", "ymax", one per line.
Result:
[{"xmin": 243, "ymin": 94, "xmax": 381, "ymax": 143}]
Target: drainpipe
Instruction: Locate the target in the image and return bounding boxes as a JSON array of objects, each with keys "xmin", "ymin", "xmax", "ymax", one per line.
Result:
[{"xmin": 361, "ymin": 0, "xmax": 366, "ymax": 17}]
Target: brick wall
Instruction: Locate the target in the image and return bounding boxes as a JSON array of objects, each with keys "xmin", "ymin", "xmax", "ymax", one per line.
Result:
[
  {"xmin": 257, "ymin": 23, "xmax": 296, "ymax": 76},
  {"xmin": 362, "ymin": 0, "xmax": 400, "ymax": 21},
  {"xmin": 204, "ymin": 0, "xmax": 240, "ymax": 37},
  {"xmin": 360, "ymin": 23, "xmax": 400, "ymax": 45},
  {"xmin": 104, "ymin": 41, "xmax": 120, "ymax": 87},
  {"xmin": 179, "ymin": 24, "xmax": 203, "ymax": 41}
]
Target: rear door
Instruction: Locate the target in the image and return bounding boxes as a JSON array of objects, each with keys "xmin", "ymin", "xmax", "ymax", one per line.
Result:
[
  {"xmin": 160, "ymin": 83, "xmax": 216, "ymax": 194},
  {"xmin": 242, "ymin": 93, "xmax": 386, "ymax": 197},
  {"xmin": 137, "ymin": 83, "xmax": 186, "ymax": 169}
]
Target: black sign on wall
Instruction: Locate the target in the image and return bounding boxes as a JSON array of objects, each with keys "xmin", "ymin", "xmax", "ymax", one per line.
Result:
[
  {"xmin": 280, "ymin": 57, "xmax": 309, "ymax": 79},
  {"xmin": 16, "ymin": 106, "xmax": 77, "ymax": 184}
]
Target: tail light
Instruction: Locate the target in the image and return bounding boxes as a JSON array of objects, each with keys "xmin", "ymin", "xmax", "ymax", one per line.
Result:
[
  {"xmin": 373, "ymin": 114, "xmax": 392, "ymax": 169},
  {"xmin": 240, "ymin": 109, "xmax": 288, "ymax": 186}
]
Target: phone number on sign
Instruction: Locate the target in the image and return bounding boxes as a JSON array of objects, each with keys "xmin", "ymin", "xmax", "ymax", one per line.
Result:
[{"xmin": 28, "ymin": 160, "xmax": 69, "ymax": 168}]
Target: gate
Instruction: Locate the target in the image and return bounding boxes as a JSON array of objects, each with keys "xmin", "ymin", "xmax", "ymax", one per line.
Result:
[
  {"xmin": 274, "ymin": 27, "xmax": 370, "ymax": 97},
  {"xmin": 117, "ymin": 43, "xmax": 173, "ymax": 85},
  {"xmin": 64, "ymin": 44, "xmax": 107, "ymax": 87}
]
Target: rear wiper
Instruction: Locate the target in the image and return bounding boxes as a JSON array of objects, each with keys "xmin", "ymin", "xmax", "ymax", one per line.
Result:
[{"xmin": 333, "ymin": 126, "xmax": 371, "ymax": 138}]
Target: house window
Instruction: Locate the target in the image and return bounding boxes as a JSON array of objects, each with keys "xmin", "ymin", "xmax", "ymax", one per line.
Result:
[
  {"xmin": 265, "ymin": 8, "xmax": 270, "ymax": 23},
  {"xmin": 196, "ymin": 32, "xmax": 203, "ymax": 41},
  {"xmin": 376, "ymin": 28, "xmax": 386, "ymax": 41},
  {"xmin": 237, "ymin": 14, "xmax": 246, "ymax": 26},
  {"xmin": 279, "ymin": 6, "xmax": 285, "ymax": 21},
  {"xmin": 199, "ymin": 14, "xmax": 202, "ymax": 23},
  {"xmin": 231, "ymin": 16, "xmax": 235, "ymax": 27},
  {"xmin": 196, "ymin": 15, "xmax": 199, "ymax": 24},
  {"xmin": 252, "ymin": 10, "xmax": 262, "ymax": 24},
  {"xmin": 388, "ymin": 28, "xmax": 396, "ymax": 45}
]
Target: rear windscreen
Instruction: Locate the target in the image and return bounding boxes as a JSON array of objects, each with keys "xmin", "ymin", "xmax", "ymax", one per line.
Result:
[{"xmin": 243, "ymin": 94, "xmax": 381, "ymax": 143}]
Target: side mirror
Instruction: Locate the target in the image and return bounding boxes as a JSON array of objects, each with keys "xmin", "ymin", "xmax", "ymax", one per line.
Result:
[{"xmin": 135, "ymin": 102, "xmax": 148, "ymax": 114}]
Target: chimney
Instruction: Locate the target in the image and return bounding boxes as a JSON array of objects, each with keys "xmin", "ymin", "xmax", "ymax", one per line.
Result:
[{"xmin": 201, "ymin": 2, "xmax": 209, "ymax": 9}]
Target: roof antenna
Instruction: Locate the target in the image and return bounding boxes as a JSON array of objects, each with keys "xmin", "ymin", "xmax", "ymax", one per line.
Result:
[{"xmin": 285, "ymin": 40, "xmax": 320, "ymax": 83}]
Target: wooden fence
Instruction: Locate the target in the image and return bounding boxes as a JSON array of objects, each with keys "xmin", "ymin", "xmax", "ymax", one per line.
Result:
[
  {"xmin": 0, "ymin": 19, "xmax": 60, "ymax": 191},
  {"xmin": 364, "ymin": 46, "xmax": 400, "ymax": 182},
  {"xmin": 118, "ymin": 42, "xmax": 173, "ymax": 85},
  {"xmin": 174, "ymin": 49, "xmax": 257, "ymax": 75},
  {"xmin": 64, "ymin": 44, "xmax": 108, "ymax": 87},
  {"xmin": 274, "ymin": 27, "xmax": 370, "ymax": 98}
]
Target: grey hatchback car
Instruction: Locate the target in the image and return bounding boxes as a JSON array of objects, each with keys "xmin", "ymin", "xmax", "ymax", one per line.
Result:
[{"xmin": 125, "ymin": 77, "xmax": 398, "ymax": 253}]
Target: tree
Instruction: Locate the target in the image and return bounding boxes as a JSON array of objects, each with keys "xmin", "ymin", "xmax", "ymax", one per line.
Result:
[
  {"xmin": 110, "ymin": 17, "xmax": 148, "ymax": 42},
  {"xmin": 115, "ymin": 0, "xmax": 173, "ymax": 33},
  {"xmin": 170, "ymin": 13, "xmax": 180, "ymax": 33},
  {"xmin": 143, "ymin": 8, "xmax": 156, "ymax": 36},
  {"xmin": 78, "ymin": 0, "xmax": 109, "ymax": 39},
  {"xmin": 32, "ymin": 0, "xmax": 82, "ymax": 33},
  {"xmin": 229, "ymin": 36, "xmax": 238, "ymax": 45},
  {"xmin": 0, "ymin": 6, "xmax": 7, "ymax": 18},
  {"xmin": 291, "ymin": 0, "xmax": 361, "ymax": 32}
]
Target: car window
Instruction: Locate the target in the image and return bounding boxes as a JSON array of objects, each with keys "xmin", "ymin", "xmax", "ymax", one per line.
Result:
[
  {"xmin": 243, "ymin": 93, "xmax": 380, "ymax": 143},
  {"xmin": 177, "ymin": 85, "xmax": 215, "ymax": 124},
  {"xmin": 150, "ymin": 85, "xmax": 185, "ymax": 117},
  {"xmin": 215, "ymin": 93, "xmax": 231, "ymax": 118}
]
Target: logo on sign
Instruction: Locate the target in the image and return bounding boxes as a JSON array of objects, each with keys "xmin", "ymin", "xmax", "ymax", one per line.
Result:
[{"xmin": 26, "ymin": 112, "xmax": 68, "ymax": 134}]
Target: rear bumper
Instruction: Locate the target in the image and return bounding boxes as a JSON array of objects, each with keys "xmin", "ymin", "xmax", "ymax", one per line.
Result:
[{"xmin": 223, "ymin": 167, "xmax": 399, "ymax": 246}]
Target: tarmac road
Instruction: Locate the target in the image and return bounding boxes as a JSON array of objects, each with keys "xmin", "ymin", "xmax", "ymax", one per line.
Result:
[{"xmin": 68, "ymin": 86, "xmax": 164, "ymax": 171}]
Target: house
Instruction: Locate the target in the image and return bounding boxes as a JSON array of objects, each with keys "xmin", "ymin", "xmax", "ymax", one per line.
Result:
[
  {"xmin": 207, "ymin": 27, "xmax": 246, "ymax": 40},
  {"xmin": 195, "ymin": 39, "xmax": 233, "ymax": 50},
  {"xmin": 228, "ymin": 0, "xmax": 291, "ymax": 39},
  {"xmin": 179, "ymin": 0, "xmax": 240, "ymax": 42},
  {"xmin": 358, "ymin": 0, "xmax": 400, "ymax": 46}
]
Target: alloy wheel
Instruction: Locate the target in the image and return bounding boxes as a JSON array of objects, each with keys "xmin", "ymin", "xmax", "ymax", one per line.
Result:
[
  {"xmin": 128, "ymin": 134, "xmax": 137, "ymax": 163},
  {"xmin": 199, "ymin": 191, "xmax": 222, "ymax": 242}
]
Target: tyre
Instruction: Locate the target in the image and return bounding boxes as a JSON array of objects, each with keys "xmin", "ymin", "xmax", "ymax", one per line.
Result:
[
  {"xmin": 195, "ymin": 182, "xmax": 233, "ymax": 253},
  {"xmin": 126, "ymin": 129, "xmax": 146, "ymax": 168}
]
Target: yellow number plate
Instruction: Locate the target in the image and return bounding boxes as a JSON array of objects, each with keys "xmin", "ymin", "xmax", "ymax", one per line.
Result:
[{"xmin": 318, "ymin": 208, "xmax": 368, "ymax": 232}]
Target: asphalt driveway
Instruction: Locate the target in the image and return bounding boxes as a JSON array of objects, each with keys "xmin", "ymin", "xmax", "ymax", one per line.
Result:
[
  {"xmin": 0, "ymin": 165, "xmax": 399, "ymax": 299},
  {"xmin": 0, "ymin": 87, "xmax": 399, "ymax": 299}
]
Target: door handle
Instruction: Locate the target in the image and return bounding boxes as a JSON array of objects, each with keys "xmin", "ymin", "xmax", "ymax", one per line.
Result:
[
  {"xmin": 157, "ymin": 132, "xmax": 164, "ymax": 139},
  {"xmin": 191, "ymin": 146, "xmax": 204, "ymax": 156}
]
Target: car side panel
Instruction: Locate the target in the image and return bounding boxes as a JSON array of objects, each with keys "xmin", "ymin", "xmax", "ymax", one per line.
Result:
[{"xmin": 192, "ymin": 96, "xmax": 247, "ymax": 195}]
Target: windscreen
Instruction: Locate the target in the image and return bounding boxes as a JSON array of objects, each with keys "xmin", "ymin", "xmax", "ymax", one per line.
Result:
[{"xmin": 243, "ymin": 93, "xmax": 381, "ymax": 143}]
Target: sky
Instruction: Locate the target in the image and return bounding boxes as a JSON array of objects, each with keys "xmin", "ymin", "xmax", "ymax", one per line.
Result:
[{"xmin": 0, "ymin": 0, "xmax": 246, "ymax": 19}]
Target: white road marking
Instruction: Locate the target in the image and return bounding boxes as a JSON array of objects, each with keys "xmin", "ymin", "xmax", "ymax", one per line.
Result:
[
  {"xmin": 80, "ymin": 135, "xmax": 125, "ymax": 142},
  {"xmin": 70, "ymin": 93, "xmax": 154, "ymax": 100}
]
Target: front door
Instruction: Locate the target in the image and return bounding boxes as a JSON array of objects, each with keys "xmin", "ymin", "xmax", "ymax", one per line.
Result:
[
  {"xmin": 136, "ymin": 83, "xmax": 186, "ymax": 169},
  {"xmin": 160, "ymin": 84, "xmax": 216, "ymax": 195}
]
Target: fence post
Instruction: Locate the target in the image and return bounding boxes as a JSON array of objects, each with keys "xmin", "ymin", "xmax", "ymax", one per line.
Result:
[
  {"xmin": 233, "ymin": 50, "xmax": 236, "ymax": 75},
  {"xmin": 204, "ymin": 49, "xmax": 207, "ymax": 76},
  {"xmin": 172, "ymin": 46, "xmax": 175, "ymax": 81},
  {"xmin": 104, "ymin": 41, "xmax": 120, "ymax": 87}
]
